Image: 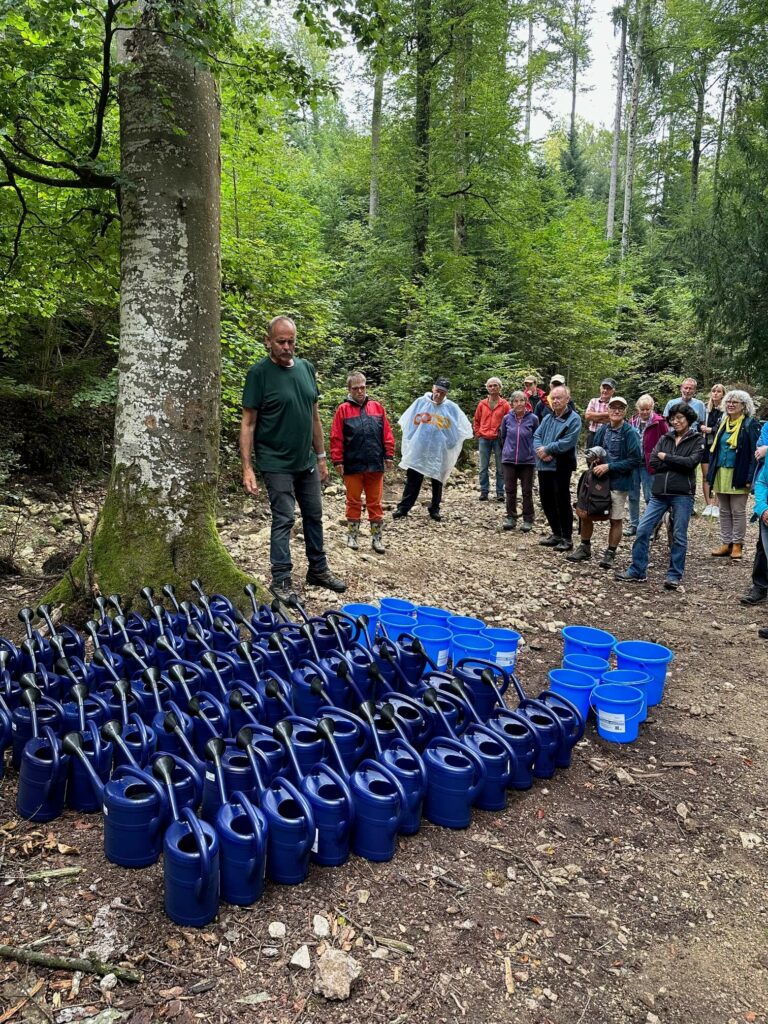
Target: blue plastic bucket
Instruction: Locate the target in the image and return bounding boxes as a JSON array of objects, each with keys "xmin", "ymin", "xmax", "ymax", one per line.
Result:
[
  {"xmin": 450, "ymin": 633, "xmax": 494, "ymax": 666},
  {"xmin": 378, "ymin": 613, "xmax": 417, "ymax": 639},
  {"xmin": 412, "ymin": 625, "xmax": 452, "ymax": 672},
  {"xmin": 415, "ymin": 605, "xmax": 452, "ymax": 629},
  {"xmin": 562, "ymin": 653, "xmax": 610, "ymax": 683},
  {"xmin": 547, "ymin": 668, "xmax": 595, "ymax": 721},
  {"xmin": 480, "ymin": 627, "xmax": 522, "ymax": 670},
  {"xmin": 562, "ymin": 625, "xmax": 616, "ymax": 662},
  {"xmin": 613, "ymin": 640, "xmax": 674, "ymax": 707},
  {"xmin": 446, "ymin": 615, "xmax": 486, "ymax": 636},
  {"xmin": 600, "ymin": 669, "xmax": 652, "ymax": 722},
  {"xmin": 590, "ymin": 683, "xmax": 644, "ymax": 744},
  {"xmin": 342, "ymin": 603, "xmax": 380, "ymax": 646},
  {"xmin": 380, "ymin": 597, "xmax": 416, "ymax": 618}
]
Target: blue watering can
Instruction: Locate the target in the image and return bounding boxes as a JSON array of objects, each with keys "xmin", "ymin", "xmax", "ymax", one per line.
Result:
[
  {"xmin": 102, "ymin": 679, "xmax": 143, "ymax": 727},
  {"xmin": 149, "ymin": 750, "xmax": 203, "ymax": 814},
  {"xmin": 89, "ymin": 645, "xmax": 126, "ymax": 690},
  {"xmin": 348, "ymin": 757, "xmax": 407, "ymax": 862},
  {"xmin": 162, "ymin": 659, "xmax": 206, "ymax": 699},
  {"xmin": 155, "ymin": 755, "xmax": 220, "ymax": 927},
  {"xmin": 12, "ymin": 684, "xmax": 64, "ymax": 769},
  {"xmin": 226, "ymin": 684, "xmax": 265, "ymax": 735},
  {"xmin": 273, "ymin": 719, "xmax": 354, "ymax": 868},
  {"xmin": 66, "ymin": 721, "xmax": 113, "ymax": 812},
  {"xmin": 102, "ymin": 717, "xmax": 156, "ymax": 769},
  {"xmin": 421, "ymin": 736, "xmax": 486, "ymax": 829},
  {"xmin": 451, "ymin": 657, "xmax": 510, "ymax": 722},
  {"xmin": 314, "ymin": 705, "xmax": 370, "ymax": 772},
  {"xmin": 153, "ymin": 631, "xmax": 187, "ymax": 668},
  {"xmin": 17, "ymin": 726, "xmax": 69, "ymax": 822},
  {"xmin": 199, "ymin": 737, "xmax": 265, "ymax": 823},
  {"xmin": 376, "ymin": 692, "xmax": 431, "ymax": 750},
  {"xmin": 0, "ymin": 700, "xmax": 11, "ymax": 779},
  {"xmin": 355, "ymin": 703, "xmax": 426, "ymax": 836},
  {"xmin": 186, "ymin": 692, "xmax": 230, "ymax": 756},
  {"xmin": 216, "ymin": 790, "xmax": 268, "ymax": 906},
  {"xmin": 60, "ymin": 680, "xmax": 109, "ymax": 736},
  {"xmin": 0, "ymin": 640, "xmax": 21, "ymax": 677},
  {"xmin": 234, "ymin": 725, "xmax": 285, "ymax": 784},
  {"xmin": 156, "ymin": 702, "xmax": 196, "ymax": 757},
  {"xmin": 261, "ymin": 774, "xmax": 316, "ymax": 884}
]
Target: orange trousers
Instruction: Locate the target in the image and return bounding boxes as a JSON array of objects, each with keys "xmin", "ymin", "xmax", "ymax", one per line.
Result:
[{"xmin": 344, "ymin": 472, "xmax": 384, "ymax": 522}]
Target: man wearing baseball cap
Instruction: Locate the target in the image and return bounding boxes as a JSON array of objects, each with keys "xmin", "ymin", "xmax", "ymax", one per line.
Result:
[
  {"xmin": 522, "ymin": 375, "xmax": 546, "ymax": 414},
  {"xmin": 585, "ymin": 378, "xmax": 617, "ymax": 435},
  {"xmin": 534, "ymin": 374, "xmax": 570, "ymax": 421},
  {"xmin": 393, "ymin": 377, "xmax": 473, "ymax": 521},
  {"xmin": 567, "ymin": 396, "xmax": 641, "ymax": 568}
]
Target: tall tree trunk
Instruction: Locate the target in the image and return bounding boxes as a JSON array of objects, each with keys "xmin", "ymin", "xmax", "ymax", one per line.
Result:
[
  {"xmin": 690, "ymin": 66, "xmax": 707, "ymax": 202},
  {"xmin": 712, "ymin": 60, "xmax": 730, "ymax": 220},
  {"xmin": 369, "ymin": 62, "xmax": 385, "ymax": 226},
  {"xmin": 620, "ymin": 1, "xmax": 646, "ymax": 260},
  {"xmin": 606, "ymin": 11, "xmax": 627, "ymax": 240},
  {"xmin": 414, "ymin": 0, "xmax": 432, "ymax": 275},
  {"xmin": 49, "ymin": 18, "xmax": 249, "ymax": 609},
  {"xmin": 524, "ymin": 14, "xmax": 534, "ymax": 146},
  {"xmin": 452, "ymin": 10, "xmax": 471, "ymax": 254}
]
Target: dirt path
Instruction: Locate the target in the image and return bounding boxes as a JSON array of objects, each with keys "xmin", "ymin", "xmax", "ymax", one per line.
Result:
[{"xmin": 0, "ymin": 473, "xmax": 766, "ymax": 1024}]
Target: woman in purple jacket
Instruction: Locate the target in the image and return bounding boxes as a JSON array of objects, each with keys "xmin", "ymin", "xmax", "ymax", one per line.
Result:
[{"xmin": 500, "ymin": 391, "xmax": 539, "ymax": 532}]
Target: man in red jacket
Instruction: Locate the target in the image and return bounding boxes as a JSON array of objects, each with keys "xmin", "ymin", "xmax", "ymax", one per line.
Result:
[
  {"xmin": 330, "ymin": 372, "xmax": 395, "ymax": 554},
  {"xmin": 474, "ymin": 377, "xmax": 511, "ymax": 501}
]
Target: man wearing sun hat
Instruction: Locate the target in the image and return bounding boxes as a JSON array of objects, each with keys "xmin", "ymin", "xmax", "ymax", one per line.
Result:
[
  {"xmin": 522, "ymin": 374, "xmax": 546, "ymax": 414},
  {"xmin": 567, "ymin": 395, "xmax": 641, "ymax": 568},
  {"xmin": 393, "ymin": 377, "xmax": 473, "ymax": 522},
  {"xmin": 534, "ymin": 373, "xmax": 569, "ymax": 421},
  {"xmin": 585, "ymin": 377, "xmax": 618, "ymax": 435}
]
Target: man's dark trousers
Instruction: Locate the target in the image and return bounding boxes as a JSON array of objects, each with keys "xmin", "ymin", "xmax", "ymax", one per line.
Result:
[
  {"xmin": 262, "ymin": 467, "xmax": 328, "ymax": 583},
  {"xmin": 396, "ymin": 469, "xmax": 443, "ymax": 515},
  {"xmin": 538, "ymin": 468, "xmax": 574, "ymax": 540}
]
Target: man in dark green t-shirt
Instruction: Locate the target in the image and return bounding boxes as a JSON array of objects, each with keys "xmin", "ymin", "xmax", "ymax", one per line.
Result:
[{"xmin": 240, "ymin": 316, "xmax": 346, "ymax": 600}]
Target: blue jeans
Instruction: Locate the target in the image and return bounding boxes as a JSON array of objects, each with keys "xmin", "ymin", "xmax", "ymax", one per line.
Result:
[
  {"xmin": 627, "ymin": 494, "xmax": 694, "ymax": 582},
  {"xmin": 262, "ymin": 467, "xmax": 328, "ymax": 583},
  {"xmin": 479, "ymin": 439, "xmax": 503, "ymax": 497},
  {"xmin": 628, "ymin": 467, "xmax": 653, "ymax": 528}
]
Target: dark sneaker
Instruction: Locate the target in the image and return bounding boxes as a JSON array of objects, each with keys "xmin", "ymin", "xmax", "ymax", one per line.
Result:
[
  {"xmin": 392, "ymin": 508, "xmax": 407, "ymax": 520},
  {"xmin": 740, "ymin": 586, "xmax": 768, "ymax": 606},
  {"xmin": 503, "ymin": 517, "xmax": 517, "ymax": 531},
  {"xmin": 521, "ymin": 521, "xmax": 534, "ymax": 533},
  {"xmin": 495, "ymin": 495, "xmax": 505, "ymax": 503},
  {"xmin": 663, "ymin": 578, "xmax": 680, "ymax": 591},
  {"xmin": 566, "ymin": 543, "xmax": 591, "ymax": 562},
  {"xmin": 759, "ymin": 627, "xmax": 768, "ymax": 640},
  {"xmin": 305, "ymin": 568, "xmax": 347, "ymax": 593},
  {"xmin": 614, "ymin": 570, "xmax": 647, "ymax": 583},
  {"xmin": 599, "ymin": 548, "xmax": 616, "ymax": 569},
  {"xmin": 271, "ymin": 578, "xmax": 295, "ymax": 603},
  {"xmin": 429, "ymin": 509, "xmax": 443, "ymax": 521},
  {"xmin": 554, "ymin": 539, "xmax": 573, "ymax": 552},
  {"xmin": 625, "ymin": 526, "xmax": 637, "ymax": 537},
  {"xmin": 479, "ymin": 493, "xmax": 489, "ymax": 502},
  {"xmin": 538, "ymin": 534, "xmax": 562, "ymax": 547}
]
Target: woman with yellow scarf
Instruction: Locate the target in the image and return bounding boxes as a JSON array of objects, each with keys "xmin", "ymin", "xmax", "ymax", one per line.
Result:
[{"xmin": 706, "ymin": 389, "xmax": 760, "ymax": 559}]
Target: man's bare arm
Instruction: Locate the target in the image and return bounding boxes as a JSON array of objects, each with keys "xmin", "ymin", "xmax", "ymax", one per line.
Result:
[
  {"xmin": 312, "ymin": 403, "xmax": 329, "ymax": 484},
  {"xmin": 240, "ymin": 408, "xmax": 259, "ymax": 496}
]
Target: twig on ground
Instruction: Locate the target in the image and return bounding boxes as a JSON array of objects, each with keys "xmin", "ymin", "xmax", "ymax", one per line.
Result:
[
  {"xmin": 19, "ymin": 867, "xmax": 82, "ymax": 882},
  {"xmin": 333, "ymin": 907, "xmax": 415, "ymax": 953},
  {"xmin": 0, "ymin": 944, "xmax": 142, "ymax": 983},
  {"xmin": 576, "ymin": 993, "xmax": 592, "ymax": 1024}
]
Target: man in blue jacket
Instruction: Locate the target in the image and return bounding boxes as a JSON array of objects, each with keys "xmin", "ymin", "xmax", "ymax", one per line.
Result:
[
  {"xmin": 567, "ymin": 396, "xmax": 642, "ymax": 568},
  {"xmin": 533, "ymin": 385, "xmax": 582, "ymax": 551}
]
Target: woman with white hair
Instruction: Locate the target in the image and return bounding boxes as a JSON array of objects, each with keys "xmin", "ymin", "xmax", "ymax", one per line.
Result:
[{"xmin": 706, "ymin": 389, "xmax": 760, "ymax": 559}]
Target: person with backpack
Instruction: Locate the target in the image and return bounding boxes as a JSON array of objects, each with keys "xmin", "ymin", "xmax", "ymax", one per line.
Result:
[
  {"xmin": 533, "ymin": 385, "xmax": 582, "ymax": 551},
  {"xmin": 615, "ymin": 403, "xmax": 706, "ymax": 590},
  {"xmin": 567, "ymin": 397, "xmax": 641, "ymax": 568}
]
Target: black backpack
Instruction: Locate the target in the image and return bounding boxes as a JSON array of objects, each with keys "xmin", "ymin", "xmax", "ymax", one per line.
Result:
[{"xmin": 575, "ymin": 468, "xmax": 612, "ymax": 520}]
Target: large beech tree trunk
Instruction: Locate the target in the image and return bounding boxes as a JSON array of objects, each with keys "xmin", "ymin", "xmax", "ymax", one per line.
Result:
[
  {"xmin": 48, "ymin": 21, "xmax": 250, "ymax": 609},
  {"xmin": 606, "ymin": 10, "xmax": 627, "ymax": 240}
]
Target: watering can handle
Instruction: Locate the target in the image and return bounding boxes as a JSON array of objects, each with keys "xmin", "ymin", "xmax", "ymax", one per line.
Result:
[
  {"xmin": 495, "ymin": 709, "xmax": 542, "ymax": 760},
  {"xmin": 323, "ymin": 610, "xmax": 363, "ymax": 647},
  {"xmin": 85, "ymin": 719, "xmax": 102, "ymax": 755},
  {"xmin": 520, "ymin": 696, "xmax": 568, "ymax": 742},
  {"xmin": 39, "ymin": 694, "xmax": 66, "ymax": 718},
  {"xmin": 348, "ymin": 641, "xmax": 374, "ymax": 664},
  {"xmin": 538, "ymin": 689, "xmax": 587, "ymax": 743},
  {"xmin": 160, "ymin": 751, "xmax": 205, "ymax": 803},
  {"xmin": 128, "ymin": 712, "xmax": 152, "ymax": 762},
  {"xmin": 455, "ymin": 657, "xmax": 511, "ymax": 695},
  {"xmin": 317, "ymin": 705, "xmax": 371, "ymax": 754},
  {"xmin": 317, "ymin": 763, "xmax": 356, "ymax": 834},
  {"xmin": 359, "ymin": 758, "xmax": 409, "ymax": 830},
  {"xmin": 181, "ymin": 807, "xmax": 213, "ymax": 900},
  {"xmin": 41, "ymin": 726, "xmax": 61, "ymax": 797},
  {"xmin": 390, "ymin": 737, "xmax": 428, "ymax": 794},
  {"xmin": 429, "ymin": 736, "xmax": 487, "ymax": 802},
  {"xmin": 275, "ymin": 776, "xmax": 317, "ymax": 857},
  {"xmin": 229, "ymin": 790, "xmax": 265, "ymax": 879},
  {"xmin": 115, "ymin": 764, "xmax": 169, "ymax": 829},
  {"xmin": 296, "ymin": 657, "xmax": 331, "ymax": 682},
  {"xmin": 468, "ymin": 723, "xmax": 518, "ymax": 786}
]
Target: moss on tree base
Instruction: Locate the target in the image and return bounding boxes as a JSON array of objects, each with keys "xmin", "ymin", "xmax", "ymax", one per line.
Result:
[{"xmin": 44, "ymin": 476, "xmax": 261, "ymax": 616}]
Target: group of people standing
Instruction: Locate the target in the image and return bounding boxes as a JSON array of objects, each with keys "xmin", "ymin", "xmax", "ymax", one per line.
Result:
[{"xmin": 240, "ymin": 317, "xmax": 767, "ymax": 634}]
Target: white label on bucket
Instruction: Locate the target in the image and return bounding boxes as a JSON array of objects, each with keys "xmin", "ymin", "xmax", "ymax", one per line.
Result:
[
  {"xmin": 205, "ymin": 771, "xmax": 215, "ymax": 782},
  {"xmin": 312, "ymin": 829, "xmax": 319, "ymax": 854},
  {"xmin": 437, "ymin": 649, "xmax": 449, "ymax": 667},
  {"xmin": 497, "ymin": 651, "xmax": 517, "ymax": 667},
  {"xmin": 598, "ymin": 711, "xmax": 625, "ymax": 733}
]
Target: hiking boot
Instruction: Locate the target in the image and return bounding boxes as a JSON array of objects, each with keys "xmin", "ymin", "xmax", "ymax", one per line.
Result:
[
  {"xmin": 740, "ymin": 586, "xmax": 768, "ymax": 606},
  {"xmin": 429, "ymin": 509, "xmax": 443, "ymax": 522},
  {"xmin": 759, "ymin": 626, "xmax": 768, "ymax": 640},
  {"xmin": 730, "ymin": 543, "xmax": 743, "ymax": 559},
  {"xmin": 663, "ymin": 578, "xmax": 680, "ymax": 590},
  {"xmin": 371, "ymin": 521, "xmax": 386, "ymax": 554},
  {"xmin": 392, "ymin": 508, "xmax": 407, "ymax": 520},
  {"xmin": 495, "ymin": 494, "xmax": 505, "ymax": 503},
  {"xmin": 479, "ymin": 493, "xmax": 489, "ymax": 502},
  {"xmin": 554, "ymin": 538, "xmax": 573, "ymax": 552},
  {"xmin": 271, "ymin": 577, "xmax": 296, "ymax": 604},
  {"xmin": 503, "ymin": 517, "xmax": 517, "ymax": 531},
  {"xmin": 305, "ymin": 568, "xmax": 347, "ymax": 593},
  {"xmin": 599, "ymin": 548, "xmax": 616, "ymax": 569},
  {"xmin": 566, "ymin": 542, "xmax": 591, "ymax": 562},
  {"xmin": 711, "ymin": 544, "xmax": 732, "ymax": 557},
  {"xmin": 539, "ymin": 534, "xmax": 561, "ymax": 547},
  {"xmin": 614, "ymin": 569, "xmax": 647, "ymax": 583},
  {"xmin": 346, "ymin": 520, "xmax": 360, "ymax": 550},
  {"xmin": 625, "ymin": 525, "xmax": 637, "ymax": 537},
  {"xmin": 521, "ymin": 521, "xmax": 534, "ymax": 533}
]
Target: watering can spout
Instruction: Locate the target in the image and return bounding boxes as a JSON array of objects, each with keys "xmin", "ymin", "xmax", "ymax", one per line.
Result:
[{"xmin": 62, "ymin": 731, "xmax": 105, "ymax": 803}]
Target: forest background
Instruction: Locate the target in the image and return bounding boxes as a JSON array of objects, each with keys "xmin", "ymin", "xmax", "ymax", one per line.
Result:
[{"xmin": 0, "ymin": 0, "xmax": 766, "ymax": 493}]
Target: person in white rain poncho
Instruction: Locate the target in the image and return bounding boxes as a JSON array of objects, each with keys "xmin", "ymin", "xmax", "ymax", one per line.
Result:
[{"xmin": 393, "ymin": 377, "xmax": 473, "ymax": 522}]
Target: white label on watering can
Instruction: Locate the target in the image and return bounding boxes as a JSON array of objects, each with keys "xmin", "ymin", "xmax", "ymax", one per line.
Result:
[
  {"xmin": 598, "ymin": 711, "xmax": 626, "ymax": 733},
  {"xmin": 437, "ymin": 649, "xmax": 449, "ymax": 667},
  {"xmin": 312, "ymin": 829, "xmax": 319, "ymax": 854},
  {"xmin": 497, "ymin": 651, "xmax": 517, "ymax": 667},
  {"xmin": 205, "ymin": 771, "xmax": 215, "ymax": 781},
  {"xmin": 103, "ymin": 805, "xmax": 109, "ymax": 815}
]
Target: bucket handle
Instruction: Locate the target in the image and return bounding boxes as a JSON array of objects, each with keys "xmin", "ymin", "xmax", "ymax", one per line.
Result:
[
  {"xmin": 180, "ymin": 807, "xmax": 214, "ymax": 902},
  {"xmin": 589, "ymin": 697, "xmax": 645, "ymax": 724},
  {"xmin": 228, "ymin": 790, "xmax": 266, "ymax": 880},
  {"xmin": 454, "ymin": 658, "xmax": 510, "ymax": 695},
  {"xmin": 426, "ymin": 736, "xmax": 487, "ymax": 803}
]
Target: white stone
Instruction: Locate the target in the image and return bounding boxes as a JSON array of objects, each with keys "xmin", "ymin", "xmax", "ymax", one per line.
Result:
[
  {"xmin": 291, "ymin": 944, "xmax": 311, "ymax": 970},
  {"xmin": 268, "ymin": 921, "xmax": 286, "ymax": 939}
]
